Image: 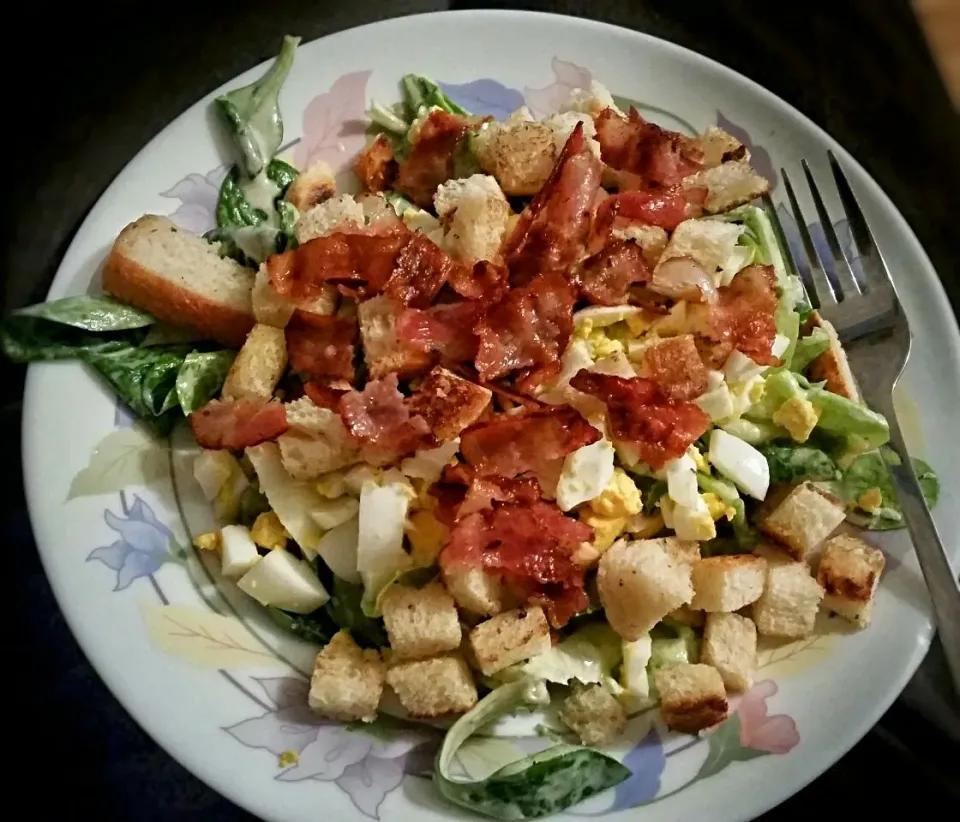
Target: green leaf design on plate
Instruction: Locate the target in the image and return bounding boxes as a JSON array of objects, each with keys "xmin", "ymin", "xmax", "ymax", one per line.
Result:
[
  {"xmin": 68, "ymin": 427, "xmax": 168, "ymax": 500},
  {"xmin": 694, "ymin": 715, "xmax": 766, "ymax": 781}
]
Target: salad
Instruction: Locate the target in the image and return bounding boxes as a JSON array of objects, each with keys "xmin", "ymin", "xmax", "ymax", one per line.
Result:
[{"xmin": 2, "ymin": 36, "xmax": 941, "ymax": 820}]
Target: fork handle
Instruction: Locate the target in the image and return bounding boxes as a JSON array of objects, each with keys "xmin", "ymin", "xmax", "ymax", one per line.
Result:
[{"xmin": 881, "ymin": 411, "xmax": 960, "ymax": 696}]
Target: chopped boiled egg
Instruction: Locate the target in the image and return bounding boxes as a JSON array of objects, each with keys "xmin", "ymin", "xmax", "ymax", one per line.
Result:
[
  {"xmin": 406, "ymin": 509, "xmax": 448, "ymax": 566},
  {"xmin": 696, "ymin": 377, "xmax": 736, "ymax": 422},
  {"xmin": 573, "ymin": 305, "xmax": 645, "ymax": 329},
  {"xmin": 771, "ymin": 333, "xmax": 792, "ymax": 359},
  {"xmin": 620, "ymin": 635, "xmax": 654, "ymax": 711},
  {"xmin": 723, "ymin": 350, "xmax": 767, "ymax": 384},
  {"xmin": 772, "ymin": 395, "xmax": 820, "ymax": 443},
  {"xmin": 625, "ymin": 511, "xmax": 665, "ymax": 538},
  {"xmin": 580, "ymin": 510, "xmax": 628, "ymax": 552},
  {"xmin": 316, "ymin": 515, "xmax": 361, "ymax": 583},
  {"xmin": 590, "ymin": 468, "xmax": 643, "ymax": 518},
  {"xmin": 557, "ymin": 438, "xmax": 615, "ymax": 512},
  {"xmin": 310, "ymin": 497, "xmax": 361, "ymax": 530},
  {"xmin": 356, "ymin": 476, "xmax": 415, "ymax": 608},
  {"xmin": 193, "ymin": 531, "xmax": 221, "ymax": 552},
  {"xmin": 708, "ymin": 429, "xmax": 770, "ymax": 500},
  {"xmin": 194, "ymin": 450, "xmax": 238, "ymax": 501},
  {"xmin": 702, "ymin": 492, "xmax": 736, "ymax": 521},
  {"xmin": 343, "ymin": 464, "xmax": 380, "ymax": 496},
  {"xmin": 400, "ymin": 438, "xmax": 460, "ymax": 483},
  {"xmin": 660, "ymin": 496, "xmax": 716, "ymax": 541},
  {"xmin": 315, "ymin": 472, "xmax": 347, "ymax": 499},
  {"xmin": 664, "ymin": 452, "xmax": 700, "ymax": 508},
  {"xmin": 250, "ymin": 512, "xmax": 288, "ymax": 551},
  {"xmin": 236, "ymin": 548, "xmax": 329, "ymax": 614},
  {"xmin": 590, "ymin": 351, "xmax": 637, "ymax": 378},
  {"xmin": 220, "ymin": 524, "xmax": 263, "ymax": 579}
]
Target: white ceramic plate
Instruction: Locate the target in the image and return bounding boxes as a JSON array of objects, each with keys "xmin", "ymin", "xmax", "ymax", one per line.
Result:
[{"xmin": 22, "ymin": 10, "xmax": 960, "ymax": 822}]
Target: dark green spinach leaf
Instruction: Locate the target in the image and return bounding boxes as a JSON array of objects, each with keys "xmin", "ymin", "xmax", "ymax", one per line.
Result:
[
  {"xmin": 267, "ymin": 607, "xmax": 337, "ymax": 645},
  {"xmin": 13, "ymin": 295, "xmax": 156, "ymax": 332},
  {"xmin": 326, "ymin": 577, "xmax": 388, "ymax": 648},
  {"xmin": 759, "ymin": 444, "xmax": 839, "ymax": 485},
  {"xmin": 176, "ymin": 350, "xmax": 235, "ymax": 414}
]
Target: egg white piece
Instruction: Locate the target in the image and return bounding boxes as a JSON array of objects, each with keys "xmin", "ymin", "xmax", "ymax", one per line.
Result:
[
  {"xmin": 708, "ymin": 428, "xmax": 770, "ymax": 500},
  {"xmin": 556, "ymin": 438, "xmax": 616, "ymax": 512}
]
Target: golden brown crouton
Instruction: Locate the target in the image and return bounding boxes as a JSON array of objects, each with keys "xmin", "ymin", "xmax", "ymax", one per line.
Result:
[
  {"xmin": 694, "ymin": 126, "xmax": 747, "ymax": 168},
  {"xmin": 468, "ymin": 606, "xmax": 551, "ymax": 676},
  {"xmin": 667, "ymin": 605, "xmax": 705, "ymax": 629},
  {"xmin": 380, "ymin": 581, "xmax": 463, "ymax": 660},
  {"xmin": 354, "ymin": 134, "xmax": 397, "ymax": 194},
  {"xmin": 803, "ymin": 312, "xmax": 861, "ymax": 402},
  {"xmin": 285, "ymin": 160, "xmax": 337, "ymax": 211},
  {"xmin": 682, "ymin": 159, "xmax": 770, "ymax": 214},
  {"xmin": 817, "ymin": 534, "xmax": 885, "ymax": 628},
  {"xmin": 597, "ymin": 539, "xmax": 695, "ymax": 640},
  {"xmin": 559, "ymin": 685, "xmax": 628, "ymax": 746},
  {"xmin": 640, "ymin": 335, "xmax": 708, "ymax": 401},
  {"xmin": 308, "ymin": 631, "xmax": 385, "ymax": 722},
  {"xmin": 752, "ymin": 560, "xmax": 824, "ymax": 638},
  {"xmin": 296, "ymin": 194, "xmax": 365, "ymax": 243},
  {"xmin": 759, "ymin": 481, "xmax": 847, "ymax": 561},
  {"xmin": 406, "ymin": 366, "xmax": 492, "ymax": 442},
  {"xmin": 442, "ymin": 565, "xmax": 504, "ymax": 617},
  {"xmin": 357, "ymin": 295, "xmax": 435, "ymax": 380},
  {"xmin": 385, "ymin": 654, "xmax": 478, "ymax": 718},
  {"xmin": 277, "ymin": 398, "xmax": 360, "ymax": 479},
  {"xmin": 434, "ymin": 174, "xmax": 511, "ymax": 264},
  {"xmin": 252, "ymin": 264, "xmax": 296, "ymax": 328},
  {"xmin": 222, "ymin": 324, "xmax": 288, "ymax": 401},
  {"xmin": 691, "ymin": 555, "xmax": 767, "ymax": 612},
  {"xmin": 662, "ymin": 537, "xmax": 702, "ymax": 567},
  {"xmin": 478, "ymin": 121, "xmax": 558, "ymax": 196},
  {"xmin": 654, "ymin": 663, "xmax": 729, "ymax": 733},
  {"xmin": 701, "ymin": 612, "xmax": 758, "ymax": 693}
]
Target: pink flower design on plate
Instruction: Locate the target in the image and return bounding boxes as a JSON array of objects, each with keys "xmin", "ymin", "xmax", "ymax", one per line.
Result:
[
  {"xmin": 523, "ymin": 58, "xmax": 593, "ymax": 118},
  {"xmin": 159, "ymin": 164, "xmax": 228, "ymax": 234},
  {"xmin": 294, "ymin": 71, "xmax": 372, "ymax": 174},
  {"xmin": 735, "ymin": 679, "xmax": 800, "ymax": 754}
]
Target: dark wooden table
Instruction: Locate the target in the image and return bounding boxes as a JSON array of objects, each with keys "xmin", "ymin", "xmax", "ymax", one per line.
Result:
[{"xmin": 3, "ymin": 2, "xmax": 958, "ymax": 820}]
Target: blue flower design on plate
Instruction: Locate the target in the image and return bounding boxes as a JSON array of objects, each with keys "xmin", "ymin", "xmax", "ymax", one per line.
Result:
[
  {"xmin": 87, "ymin": 495, "xmax": 175, "ymax": 590},
  {"xmin": 610, "ymin": 728, "xmax": 667, "ymax": 811},
  {"xmin": 438, "ymin": 79, "xmax": 525, "ymax": 120}
]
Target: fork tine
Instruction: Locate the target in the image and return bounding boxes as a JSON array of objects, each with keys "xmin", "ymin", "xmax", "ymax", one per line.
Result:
[
  {"xmin": 827, "ymin": 150, "xmax": 890, "ymax": 291},
  {"xmin": 781, "ymin": 168, "xmax": 837, "ymax": 308},
  {"xmin": 762, "ymin": 192, "xmax": 817, "ymax": 311},
  {"xmin": 800, "ymin": 159, "xmax": 863, "ymax": 299}
]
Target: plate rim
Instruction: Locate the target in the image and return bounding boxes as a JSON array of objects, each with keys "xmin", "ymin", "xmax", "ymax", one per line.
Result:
[{"xmin": 20, "ymin": 8, "xmax": 951, "ymax": 822}]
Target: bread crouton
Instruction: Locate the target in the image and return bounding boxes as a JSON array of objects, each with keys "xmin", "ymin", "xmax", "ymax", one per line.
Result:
[
  {"xmin": 296, "ymin": 194, "xmax": 365, "ymax": 243},
  {"xmin": 701, "ymin": 612, "xmax": 757, "ymax": 693},
  {"xmin": 380, "ymin": 581, "xmax": 462, "ymax": 660},
  {"xmin": 468, "ymin": 606, "xmax": 551, "ymax": 675},
  {"xmin": 804, "ymin": 312, "xmax": 860, "ymax": 402},
  {"xmin": 386, "ymin": 654, "xmax": 478, "ymax": 718},
  {"xmin": 752, "ymin": 560, "xmax": 824, "ymax": 638},
  {"xmin": 640, "ymin": 335, "xmax": 708, "ymax": 401},
  {"xmin": 691, "ymin": 555, "xmax": 767, "ymax": 612},
  {"xmin": 559, "ymin": 685, "xmax": 628, "ymax": 746},
  {"xmin": 542, "ymin": 111, "xmax": 602, "ymax": 157},
  {"xmin": 357, "ymin": 295, "xmax": 435, "ymax": 380},
  {"xmin": 668, "ymin": 605, "xmax": 705, "ymax": 628},
  {"xmin": 434, "ymin": 174, "xmax": 511, "ymax": 263},
  {"xmin": 252, "ymin": 264, "xmax": 338, "ymax": 329},
  {"xmin": 478, "ymin": 121, "xmax": 558, "ymax": 196},
  {"xmin": 759, "ymin": 481, "xmax": 847, "ymax": 561},
  {"xmin": 277, "ymin": 397, "xmax": 360, "ymax": 479},
  {"xmin": 611, "ymin": 224, "xmax": 669, "ymax": 268},
  {"xmin": 662, "ymin": 537, "xmax": 702, "ymax": 567},
  {"xmin": 682, "ymin": 159, "xmax": 770, "ymax": 214},
  {"xmin": 654, "ymin": 663, "xmax": 729, "ymax": 733},
  {"xmin": 695, "ymin": 126, "xmax": 747, "ymax": 168},
  {"xmin": 308, "ymin": 631, "xmax": 385, "ymax": 722},
  {"xmin": 285, "ymin": 160, "xmax": 336, "ymax": 211},
  {"xmin": 222, "ymin": 323, "xmax": 288, "ymax": 401},
  {"xmin": 654, "ymin": 218, "xmax": 744, "ymax": 286},
  {"xmin": 442, "ymin": 565, "xmax": 504, "ymax": 617},
  {"xmin": 597, "ymin": 538, "xmax": 695, "ymax": 640},
  {"xmin": 817, "ymin": 534, "xmax": 884, "ymax": 628},
  {"xmin": 406, "ymin": 366, "xmax": 492, "ymax": 442}
]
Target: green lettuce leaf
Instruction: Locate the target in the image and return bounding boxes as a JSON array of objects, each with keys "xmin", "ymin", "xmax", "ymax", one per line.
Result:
[
  {"xmin": 176, "ymin": 350, "xmax": 235, "ymax": 414},
  {"xmin": 759, "ymin": 444, "xmax": 839, "ymax": 485},
  {"xmin": 841, "ymin": 450, "xmax": 940, "ymax": 530},
  {"xmin": 11, "ymin": 295, "xmax": 156, "ymax": 332},
  {"xmin": 791, "ymin": 327, "xmax": 831, "ymax": 373}
]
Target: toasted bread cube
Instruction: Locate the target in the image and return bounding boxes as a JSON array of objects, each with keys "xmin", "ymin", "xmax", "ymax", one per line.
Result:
[
  {"xmin": 443, "ymin": 565, "xmax": 504, "ymax": 617},
  {"xmin": 753, "ymin": 542, "xmax": 797, "ymax": 568},
  {"xmin": 296, "ymin": 194, "xmax": 364, "ymax": 243},
  {"xmin": 386, "ymin": 654, "xmax": 478, "ymax": 718},
  {"xmin": 695, "ymin": 126, "xmax": 746, "ymax": 168},
  {"xmin": 752, "ymin": 561, "xmax": 824, "ymax": 638},
  {"xmin": 253, "ymin": 264, "xmax": 295, "ymax": 328},
  {"xmin": 278, "ymin": 398, "xmax": 360, "ymax": 479},
  {"xmin": 308, "ymin": 631, "xmax": 385, "ymax": 722},
  {"xmin": 611, "ymin": 224, "xmax": 669, "ymax": 268},
  {"xmin": 682, "ymin": 159, "xmax": 770, "ymax": 214},
  {"xmin": 358, "ymin": 295, "xmax": 435, "ymax": 380},
  {"xmin": 381, "ymin": 581, "xmax": 462, "ymax": 660},
  {"xmin": 285, "ymin": 160, "xmax": 336, "ymax": 212},
  {"xmin": 668, "ymin": 605, "xmax": 705, "ymax": 628},
  {"xmin": 701, "ymin": 612, "xmax": 757, "ymax": 693},
  {"xmin": 691, "ymin": 555, "xmax": 767, "ymax": 612},
  {"xmin": 469, "ymin": 606, "xmax": 551, "ymax": 676},
  {"xmin": 817, "ymin": 534, "xmax": 885, "ymax": 628},
  {"xmin": 222, "ymin": 324, "xmax": 288, "ymax": 401},
  {"xmin": 597, "ymin": 538, "xmax": 695, "ymax": 640},
  {"xmin": 804, "ymin": 312, "xmax": 861, "ymax": 402},
  {"xmin": 434, "ymin": 175, "xmax": 511, "ymax": 264},
  {"xmin": 654, "ymin": 663, "xmax": 729, "ymax": 733},
  {"xmin": 478, "ymin": 121, "xmax": 558, "ymax": 196},
  {"xmin": 759, "ymin": 482, "xmax": 847, "ymax": 561},
  {"xmin": 654, "ymin": 219, "xmax": 744, "ymax": 285},
  {"xmin": 662, "ymin": 537, "xmax": 702, "ymax": 567},
  {"xmin": 559, "ymin": 685, "xmax": 628, "ymax": 746},
  {"xmin": 407, "ymin": 366, "xmax": 492, "ymax": 442}
]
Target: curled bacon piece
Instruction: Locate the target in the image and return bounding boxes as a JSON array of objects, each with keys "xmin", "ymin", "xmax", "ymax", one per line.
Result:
[
  {"xmin": 396, "ymin": 300, "xmax": 483, "ymax": 362},
  {"xmin": 383, "ymin": 232, "xmax": 457, "ymax": 308},
  {"xmin": 447, "ymin": 259, "xmax": 509, "ymax": 302},
  {"xmin": 474, "ymin": 270, "xmax": 576, "ymax": 382},
  {"xmin": 505, "ymin": 123, "xmax": 602, "ymax": 284},
  {"xmin": 459, "ymin": 405, "xmax": 600, "ymax": 479},
  {"xmin": 396, "ymin": 110, "xmax": 471, "ymax": 207},
  {"xmin": 188, "ymin": 399, "xmax": 288, "ymax": 450},
  {"xmin": 303, "ymin": 380, "xmax": 349, "ymax": 411},
  {"xmin": 577, "ymin": 239, "xmax": 652, "ymax": 306},
  {"xmin": 354, "ymin": 133, "xmax": 397, "ymax": 193},
  {"xmin": 285, "ymin": 310, "xmax": 358, "ymax": 382},
  {"xmin": 595, "ymin": 107, "xmax": 703, "ymax": 191},
  {"xmin": 440, "ymin": 501, "xmax": 593, "ymax": 627},
  {"xmin": 570, "ymin": 370, "xmax": 709, "ymax": 469},
  {"xmin": 595, "ymin": 185, "xmax": 707, "ymax": 233},
  {"xmin": 436, "ymin": 463, "xmax": 543, "ymax": 521},
  {"xmin": 338, "ymin": 374, "xmax": 432, "ymax": 459}
]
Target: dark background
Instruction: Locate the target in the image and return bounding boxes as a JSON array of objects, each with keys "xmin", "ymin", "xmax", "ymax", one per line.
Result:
[{"xmin": 4, "ymin": 1, "xmax": 958, "ymax": 819}]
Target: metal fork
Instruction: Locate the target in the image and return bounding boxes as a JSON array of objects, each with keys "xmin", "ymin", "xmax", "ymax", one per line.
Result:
[{"xmin": 771, "ymin": 153, "xmax": 960, "ymax": 694}]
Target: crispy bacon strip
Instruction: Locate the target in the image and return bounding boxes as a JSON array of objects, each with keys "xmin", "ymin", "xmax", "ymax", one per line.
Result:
[
  {"xmin": 396, "ymin": 301, "xmax": 483, "ymax": 362},
  {"xmin": 338, "ymin": 374, "xmax": 432, "ymax": 458},
  {"xmin": 570, "ymin": 370, "xmax": 709, "ymax": 469},
  {"xmin": 188, "ymin": 399, "xmax": 288, "ymax": 450},
  {"xmin": 437, "ymin": 463, "xmax": 543, "ymax": 519},
  {"xmin": 447, "ymin": 260, "xmax": 509, "ymax": 302},
  {"xmin": 577, "ymin": 239, "xmax": 652, "ymax": 306},
  {"xmin": 505, "ymin": 123, "xmax": 602, "ymax": 283},
  {"xmin": 459, "ymin": 405, "xmax": 600, "ymax": 478},
  {"xmin": 595, "ymin": 185, "xmax": 707, "ymax": 233},
  {"xmin": 383, "ymin": 232, "xmax": 458, "ymax": 308},
  {"xmin": 303, "ymin": 381, "xmax": 349, "ymax": 411},
  {"xmin": 285, "ymin": 310, "xmax": 358, "ymax": 382},
  {"xmin": 354, "ymin": 133, "xmax": 398, "ymax": 193},
  {"xmin": 396, "ymin": 110, "xmax": 471, "ymax": 207}
]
